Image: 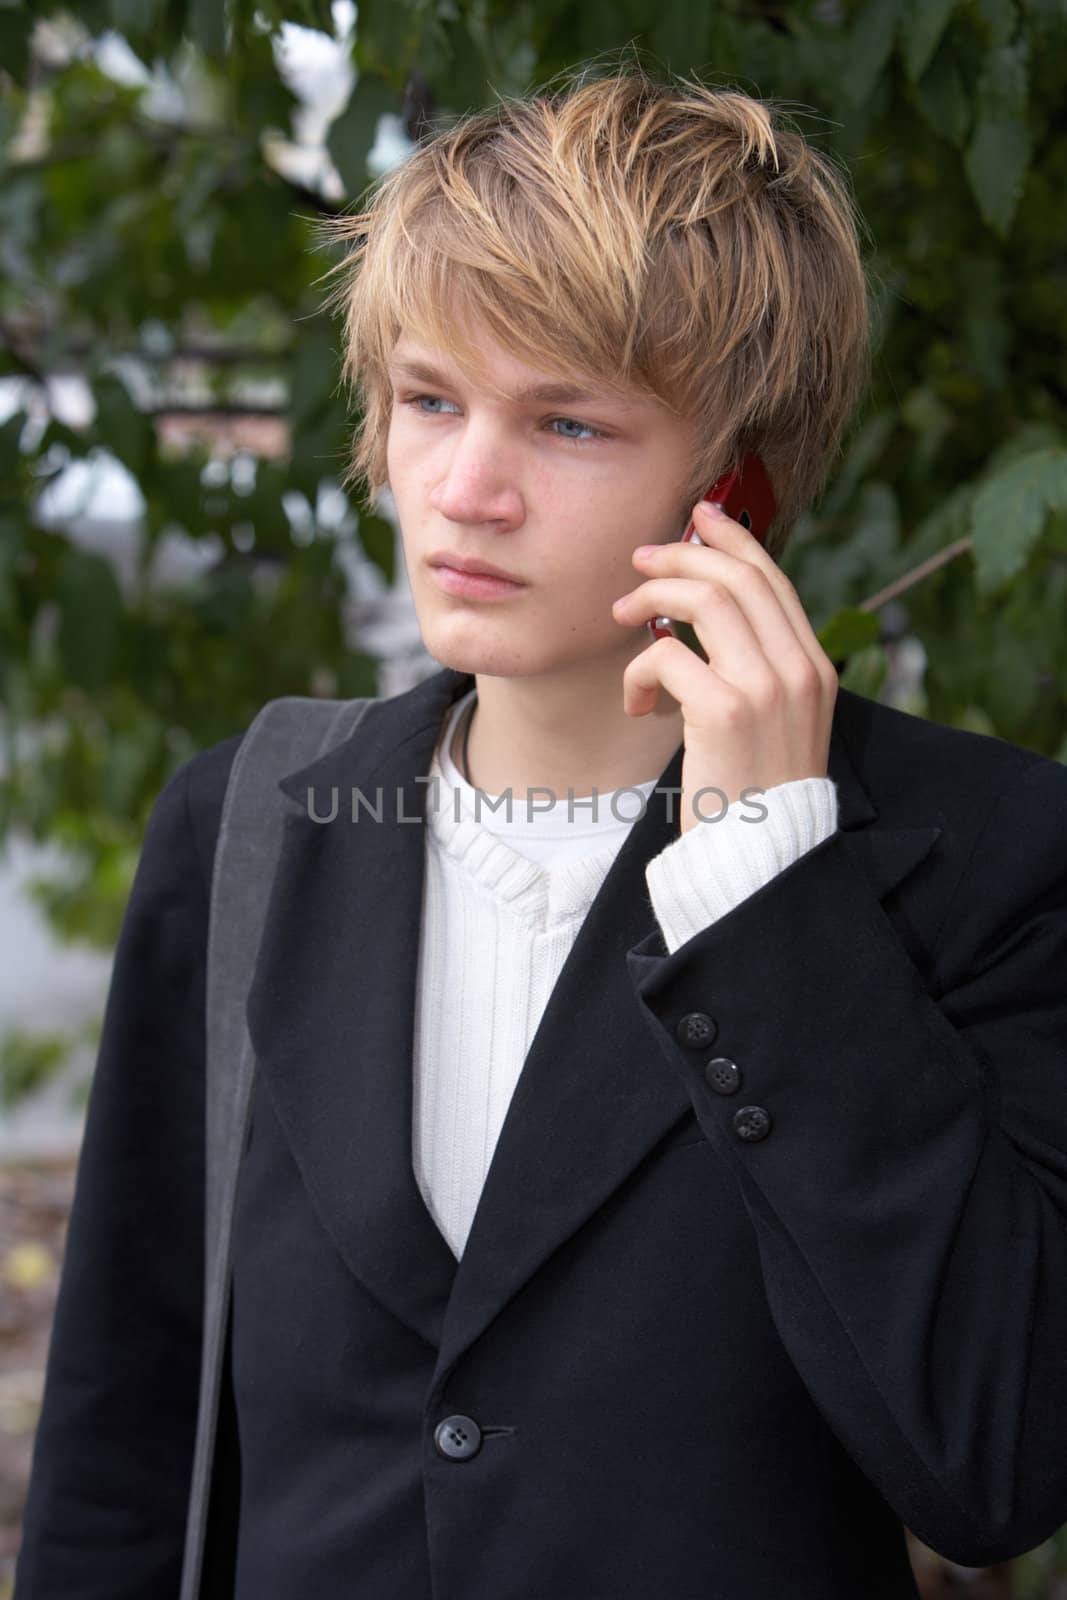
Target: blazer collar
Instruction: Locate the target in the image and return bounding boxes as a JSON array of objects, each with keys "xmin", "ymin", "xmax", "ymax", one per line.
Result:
[{"xmin": 246, "ymin": 666, "xmax": 939, "ymax": 1381}]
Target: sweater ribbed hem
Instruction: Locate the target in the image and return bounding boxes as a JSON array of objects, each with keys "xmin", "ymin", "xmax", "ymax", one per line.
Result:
[{"xmin": 644, "ymin": 777, "xmax": 839, "ymax": 954}]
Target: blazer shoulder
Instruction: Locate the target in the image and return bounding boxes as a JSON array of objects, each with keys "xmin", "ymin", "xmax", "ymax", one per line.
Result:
[{"xmin": 833, "ymin": 686, "xmax": 1058, "ymax": 820}]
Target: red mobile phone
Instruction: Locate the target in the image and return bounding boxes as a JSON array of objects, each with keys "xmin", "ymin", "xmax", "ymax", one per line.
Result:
[{"xmin": 647, "ymin": 454, "xmax": 776, "ymax": 641}]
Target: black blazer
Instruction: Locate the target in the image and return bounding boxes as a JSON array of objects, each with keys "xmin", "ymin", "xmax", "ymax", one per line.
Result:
[{"xmin": 14, "ymin": 664, "xmax": 1067, "ymax": 1600}]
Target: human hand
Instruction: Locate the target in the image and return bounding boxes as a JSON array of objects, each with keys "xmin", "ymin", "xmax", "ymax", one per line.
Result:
[{"xmin": 610, "ymin": 501, "xmax": 838, "ymax": 835}]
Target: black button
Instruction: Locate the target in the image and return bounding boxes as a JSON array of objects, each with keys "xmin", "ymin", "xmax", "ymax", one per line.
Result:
[
  {"xmin": 434, "ymin": 1414, "xmax": 483, "ymax": 1461},
  {"xmin": 733, "ymin": 1105, "xmax": 772, "ymax": 1142},
  {"xmin": 705, "ymin": 1057, "xmax": 741, "ymax": 1095},
  {"xmin": 676, "ymin": 1012, "xmax": 717, "ymax": 1049}
]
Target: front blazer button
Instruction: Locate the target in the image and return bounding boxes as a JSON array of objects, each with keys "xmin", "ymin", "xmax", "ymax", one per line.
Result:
[
  {"xmin": 733, "ymin": 1105, "xmax": 772, "ymax": 1142},
  {"xmin": 434, "ymin": 1414, "xmax": 483, "ymax": 1460},
  {"xmin": 705, "ymin": 1057, "xmax": 741, "ymax": 1095},
  {"xmin": 676, "ymin": 1012, "xmax": 717, "ymax": 1049}
]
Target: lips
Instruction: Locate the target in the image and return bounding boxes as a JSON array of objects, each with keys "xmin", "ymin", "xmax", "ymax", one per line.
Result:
[{"xmin": 429, "ymin": 553, "xmax": 525, "ymax": 584}]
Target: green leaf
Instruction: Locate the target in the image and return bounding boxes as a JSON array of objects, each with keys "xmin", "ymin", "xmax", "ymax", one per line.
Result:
[
  {"xmin": 307, "ymin": 0, "xmax": 336, "ymax": 30},
  {"xmin": 899, "ymin": 387, "xmax": 953, "ymax": 475},
  {"xmin": 970, "ymin": 447, "xmax": 1067, "ymax": 592},
  {"xmin": 290, "ymin": 325, "xmax": 340, "ymax": 429},
  {"xmin": 651, "ymin": 0, "xmax": 722, "ymax": 75},
  {"xmin": 899, "ymin": 0, "xmax": 956, "ymax": 82},
  {"xmin": 819, "ymin": 411, "xmax": 896, "ymax": 518},
  {"xmin": 350, "ymin": 0, "xmax": 424, "ymax": 88},
  {"xmin": 852, "ymin": 481, "xmax": 901, "ymax": 567},
  {"xmin": 915, "ymin": 40, "xmax": 972, "ymax": 146},
  {"xmin": 334, "ymin": 650, "xmax": 379, "ymax": 699},
  {"xmin": 326, "ymin": 73, "xmax": 400, "ymax": 195},
  {"xmin": 55, "ymin": 547, "xmax": 124, "ymax": 693},
  {"xmin": 983, "ymin": 624, "xmax": 1043, "ymax": 726},
  {"xmin": 92, "ymin": 372, "xmax": 155, "ymax": 481},
  {"xmin": 229, "ymin": 31, "xmax": 301, "ymax": 133},
  {"xmin": 984, "ymin": 420, "xmax": 1064, "ymax": 474},
  {"xmin": 0, "ymin": 9, "xmax": 32, "ymax": 87},
  {"xmin": 157, "ymin": 457, "xmax": 212, "ymax": 538},
  {"xmin": 0, "ymin": 512, "xmax": 20, "ymax": 634},
  {"xmin": 964, "ymin": 41, "xmax": 1030, "ymax": 236},
  {"xmin": 288, "ymin": 329, "xmax": 347, "ymax": 499},
  {"xmin": 99, "ymin": 724, "xmax": 163, "ymax": 817},
  {"xmin": 0, "ymin": 410, "xmax": 26, "ymax": 480},
  {"xmin": 817, "ymin": 606, "xmax": 881, "ymax": 661},
  {"xmin": 838, "ymin": 641, "xmax": 890, "ymax": 699},
  {"xmin": 844, "ymin": 0, "xmax": 903, "ymax": 106},
  {"xmin": 0, "ymin": 1025, "xmax": 72, "ymax": 1108},
  {"xmin": 975, "ymin": 0, "xmax": 1019, "ymax": 47},
  {"xmin": 195, "ymin": 561, "xmax": 256, "ymax": 634},
  {"xmin": 907, "ymin": 483, "xmax": 978, "ymax": 566},
  {"xmin": 107, "ymin": 0, "xmax": 169, "ymax": 51},
  {"xmin": 37, "ymin": 418, "xmax": 95, "ymax": 461},
  {"xmin": 959, "ymin": 255, "xmax": 1009, "ymax": 386},
  {"xmin": 187, "ymin": 0, "xmax": 229, "ymax": 59},
  {"xmin": 1020, "ymin": 0, "xmax": 1067, "ymax": 30},
  {"xmin": 952, "ymin": 704, "xmax": 999, "ymax": 737}
]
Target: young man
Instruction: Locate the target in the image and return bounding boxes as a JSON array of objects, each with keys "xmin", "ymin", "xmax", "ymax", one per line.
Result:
[{"xmin": 15, "ymin": 66, "xmax": 1067, "ymax": 1600}]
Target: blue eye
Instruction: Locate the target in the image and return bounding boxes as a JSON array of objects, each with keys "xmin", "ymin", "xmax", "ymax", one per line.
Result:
[
  {"xmin": 551, "ymin": 416, "xmax": 605, "ymax": 443},
  {"xmin": 408, "ymin": 395, "xmax": 457, "ymax": 418},
  {"xmin": 401, "ymin": 394, "xmax": 608, "ymax": 445}
]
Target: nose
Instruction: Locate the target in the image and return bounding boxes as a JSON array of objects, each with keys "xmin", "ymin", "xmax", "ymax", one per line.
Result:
[{"xmin": 428, "ymin": 420, "xmax": 524, "ymax": 527}]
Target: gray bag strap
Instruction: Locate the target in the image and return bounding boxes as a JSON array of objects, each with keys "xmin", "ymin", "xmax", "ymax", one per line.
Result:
[{"xmin": 179, "ymin": 693, "xmax": 374, "ymax": 1600}]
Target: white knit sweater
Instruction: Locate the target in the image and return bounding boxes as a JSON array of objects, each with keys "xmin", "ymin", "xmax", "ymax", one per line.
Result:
[{"xmin": 412, "ymin": 688, "xmax": 838, "ymax": 1259}]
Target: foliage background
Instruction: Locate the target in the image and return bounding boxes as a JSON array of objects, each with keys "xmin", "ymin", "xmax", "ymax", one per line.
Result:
[{"xmin": 1, "ymin": 0, "xmax": 1066, "ymax": 1589}]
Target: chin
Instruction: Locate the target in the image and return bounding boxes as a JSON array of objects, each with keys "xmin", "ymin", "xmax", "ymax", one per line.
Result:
[
  {"xmin": 422, "ymin": 640, "xmax": 530, "ymax": 678},
  {"xmin": 415, "ymin": 626, "xmax": 539, "ymax": 680},
  {"xmin": 415, "ymin": 600, "xmax": 623, "ymax": 681}
]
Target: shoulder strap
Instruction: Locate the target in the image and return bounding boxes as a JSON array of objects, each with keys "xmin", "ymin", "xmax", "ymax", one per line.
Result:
[{"xmin": 179, "ymin": 694, "xmax": 374, "ymax": 1600}]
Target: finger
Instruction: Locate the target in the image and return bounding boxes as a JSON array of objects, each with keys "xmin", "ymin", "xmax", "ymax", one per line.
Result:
[
  {"xmin": 638, "ymin": 534, "xmax": 823, "ymax": 670},
  {"xmin": 617, "ymin": 574, "xmax": 809, "ymax": 702},
  {"xmin": 623, "ymin": 634, "xmax": 741, "ymax": 724},
  {"xmin": 694, "ymin": 510, "xmax": 836, "ymax": 684},
  {"xmin": 641, "ymin": 523, "xmax": 834, "ymax": 686}
]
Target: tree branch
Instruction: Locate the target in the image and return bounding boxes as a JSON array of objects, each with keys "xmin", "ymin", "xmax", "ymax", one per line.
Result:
[{"xmin": 859, "ymin": 537, "xmax": 974, "ymax": 611}]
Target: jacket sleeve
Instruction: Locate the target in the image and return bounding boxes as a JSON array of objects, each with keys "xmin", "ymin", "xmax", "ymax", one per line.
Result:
[
  {"xmin": 14, "ymin": 753, "xmax": 222, "ymax": 1598},
  {"xmin": 626, "ymin": 751, "xmax": 1067, "ymax": 1567}
]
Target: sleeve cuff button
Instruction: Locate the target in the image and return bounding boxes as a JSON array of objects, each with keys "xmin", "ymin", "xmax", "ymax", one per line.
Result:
[{"xmin": 733, "ymin": 1105, "xmax": 772, "ymax": 1142}]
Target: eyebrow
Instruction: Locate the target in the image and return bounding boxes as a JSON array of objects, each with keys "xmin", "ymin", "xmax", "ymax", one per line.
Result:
[{"xmin": 385, "ymin": 356, "xmax": 636, "ymax": 410}]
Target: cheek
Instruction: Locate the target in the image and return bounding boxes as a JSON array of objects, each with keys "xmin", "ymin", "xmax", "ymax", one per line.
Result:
[
  {"xmin": 385, "ymin": 403, "xmax": 417, "ymax": 459},
  {"xmin": 557, "ymin": 542, "xmax": 635, "ymax": 619}
]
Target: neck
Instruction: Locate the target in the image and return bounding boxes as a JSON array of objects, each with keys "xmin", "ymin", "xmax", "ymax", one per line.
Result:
[{"xmin": 449, "ymin": 666, "xmax": 685, "ymax": 799}]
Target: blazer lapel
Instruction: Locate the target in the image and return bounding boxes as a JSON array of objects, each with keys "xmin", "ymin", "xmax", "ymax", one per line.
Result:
[{"xmin": 245, "ymin": 664, "xmax": 942, "ymax": 1376}]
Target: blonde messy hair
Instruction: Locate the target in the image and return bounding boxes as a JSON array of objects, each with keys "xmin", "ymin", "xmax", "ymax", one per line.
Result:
[{"xmin": 315, "ymin": 60, "xmax": 872, "ymax": 560}]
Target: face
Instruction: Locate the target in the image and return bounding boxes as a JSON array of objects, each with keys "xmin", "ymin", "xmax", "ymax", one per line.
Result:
[{"xmin": 384, "ymin": 323, "xmax": 700, "ymax": 682}]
